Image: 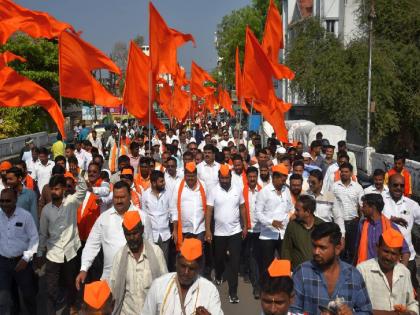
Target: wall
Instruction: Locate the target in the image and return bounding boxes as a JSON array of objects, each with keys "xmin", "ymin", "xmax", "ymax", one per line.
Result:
[
  {"xmin": 348, "ymin": 144, "xmax": 420, "ymax": 197},
  {"xmin": 0, "ymin": 132, "xmax": 57, "ymax": 160}
]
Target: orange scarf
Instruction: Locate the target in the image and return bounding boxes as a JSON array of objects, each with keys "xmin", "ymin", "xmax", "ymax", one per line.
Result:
[
  {"xmin": 110, "ymin": 143, "xmax": 127, "ymax": 173},
  {"xmin": 176, "ymin": 179, "xmax": 206, "ymax": 250},
  {"xmin": 131, "ymin": 189, "xmax": 141, "ymax": 208},
  {"xmin": 25, "ymin": 175, "xmax": 34, "ymax": 190},
  {"xmin": 77, "ymin": 192, "xmax": 100, "ymax": 241},
  {"xmin": 134, "ymin": 174, "xmax": 150, "ymax": 191},
  {"xmin": 241, "ymin": 172, "xmax": 248, "ymax": 186},
  {"xmin": 357, "ymin": 215, "xmax": 392, "ymax": 265},
  {"xmin": 243, "ymin": 184, "xmax": 261, "ymax": 229}
]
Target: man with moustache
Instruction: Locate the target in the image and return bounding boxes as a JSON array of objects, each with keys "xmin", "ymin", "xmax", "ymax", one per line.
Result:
[
  {"xmin": 109, "ymin": 211, "xmax": 167, "ymax": 314},
  {"xmin": 258, "ymin": 162, "xmax": 271, "ymax": 187}
]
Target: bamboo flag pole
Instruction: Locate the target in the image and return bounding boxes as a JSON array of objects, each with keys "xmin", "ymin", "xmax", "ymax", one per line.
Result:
[{"xmin": 148, "ymin": 70, "xmax": 152, "ymax": 152}]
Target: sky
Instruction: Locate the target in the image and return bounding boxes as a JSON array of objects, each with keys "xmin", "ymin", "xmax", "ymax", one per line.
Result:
[{"xmin": 17, "ymin": 0, "xmax": 252, "ymax": 73}]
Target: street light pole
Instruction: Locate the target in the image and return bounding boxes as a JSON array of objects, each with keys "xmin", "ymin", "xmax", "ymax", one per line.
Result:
[{"xmin": 366, "ymin": 0, "xmax": 376, "ymax": 147}]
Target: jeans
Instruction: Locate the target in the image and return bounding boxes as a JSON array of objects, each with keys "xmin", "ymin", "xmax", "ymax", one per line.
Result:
[
  {"xmin": 342, "ymin": 219, "xmax": 359, "ymax": 264},
  {"xmin": 214, "ymin": 232, "xmax": 242, "ymax": 295},
  {"xmin": 0, "ymin": 256, "xmax": 37, "ymax": 315}
]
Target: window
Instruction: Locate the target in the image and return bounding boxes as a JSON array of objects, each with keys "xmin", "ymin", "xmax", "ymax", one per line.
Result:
[{"xmin": 326, "ymin": 20, "xmax": 336, "ymax": 33}]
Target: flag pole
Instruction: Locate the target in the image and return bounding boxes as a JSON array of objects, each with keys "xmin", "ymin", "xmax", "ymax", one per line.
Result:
[
  {"xmin": 237, "ymin": 96, "xmax": 243, "ymax": 150},
  {"xmin": 148, "ymin": 70, "xmax": 152, "ymax": 152},
  {"xmin": 117, "ymin": 104, "xmax": 124, "ymax": 157},
  {"xmin": 247, "ymin": 100, "xmax": 254, "ymax": 150}
]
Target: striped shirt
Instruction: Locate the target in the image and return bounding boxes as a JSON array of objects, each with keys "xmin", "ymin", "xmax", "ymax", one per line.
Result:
[{"xmin": 332, "ymin": 181, "xmax": 364, "ymax": 221}]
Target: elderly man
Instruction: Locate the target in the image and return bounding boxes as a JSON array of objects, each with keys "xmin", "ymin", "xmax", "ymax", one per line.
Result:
[
  {"xmin": 357, "ymin": 229, "xmax": 418, "ymax": 315},
  {"xmin": 142, "ymin": 238, "xmax": 223, "ymax": 315},
  {"xmin": 109, "ymin": 211, "xmax": 167, "ymax": 314}
]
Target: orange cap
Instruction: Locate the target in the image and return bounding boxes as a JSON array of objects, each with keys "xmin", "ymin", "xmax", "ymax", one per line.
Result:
[
  {"xmin": 83, "ymin": 280, "xmax": 111, "ymax": 310},
  {"xmin": 382, "ymin": 228, "xmax": 404, "ymax": 248},
  {"xmin": 122, "ymin": 211, "xmax": 141, "ymax": 230},
  {"xmin": 64, "ymin": 171, "xmax": 76, "ymax": 182},
  {"xmin": 219, "ymin": 164, "xmax": 230, "ymax": 177},
  {"xmin": 121, "ymin": 168, "xmax": 134, "ymax": 175},
  {"xmin": 185, "ymin": 161, "xmax": 197, "ymax": 173},
  {"xmin": 268, "ymin": 259, "xmax": 291, "ymax": 277},
  {"xmin": 272, "ymin": 163, "xmax": 289, "ymax": 176},
  {"xmin": 180, "ymin": 238, "xmax": 202, "ymax": 261},
  {"xmin": 0, "ymin": 161, "xmax": 12, "ymax": 172}
]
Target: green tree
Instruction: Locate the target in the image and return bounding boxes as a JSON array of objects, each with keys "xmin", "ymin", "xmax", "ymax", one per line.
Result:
[{"xmin": 0, "ymin": 34, "xmax": 60, "ymax": 139}]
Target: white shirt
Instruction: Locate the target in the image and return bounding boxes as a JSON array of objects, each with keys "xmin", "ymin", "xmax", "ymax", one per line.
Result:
[
  {"xmin": 322, "ymin": 162, "xmax": 339, "ymax": 192},
  {"xmin": 332, "ymin": 180, "xmax": 364, "ymax": 220},
  {"xmin": 245, "ymin": 186, "xmax": 261, "ymax": 233},
  {"xmin": 109, "ymin": 242, "xmax": 168, "ymax": 314},
  {"xmin": 164, "ymin": 171, "xmax": 182, "ymax": 198},
  {"xmin": 207, "ymin": 184, "xmax": 244, "ymax": 237},
  {"xmin": 256, "ymin": 183, "xmax": 294, "ymax": 240},
  {"xmin": 38, "ymin": 179, "xmax": 87, "ymax": 263},
  {"xmin": 232, "ymin": 172, "xmax": 245, "ymax": 190},
  {"xmin": 33, "ymin": 160, "xmax": 54, "ymax": 192},
  {"xmin": 75, "ymin": 148, "xmax": 89, "ymax": 171},
  {"xmin": 382, "ymin": 193, "xmax": 420, "ymax": 261},
  {"xmin": 80, "ymin": 205, "xmax": 153, "ymax": 280},
  {"xmin": 0, "ymin": 207, "xmax": 38, "ymax": 262},
  {"xmin": 197, "ymin": 161, "xmax": 220, "ymax": 193},
  {"xmin": 170, "ymin": 180, "xmax": 207, "ymax": 235},
  {"xmin": 26, "ymin": 159, "xmax": 38, "ymax": 176},
  {"xmin": 142, "ymin": 273, "xmax": 223, "ymax": 315},
  {"xmin": 141, "ymin": 188, "xmax": 171, "ymax": 243},
  {"xmin": 357, "ymin": 259, "xmax": 418, "ymax": 313},
  {"xmin": 88, "ymin": 135, "xmax": 103, "ymax": 154},
  {"xmin": 364, "ymin": 184, "xmax": 388, "ymax": 196}
]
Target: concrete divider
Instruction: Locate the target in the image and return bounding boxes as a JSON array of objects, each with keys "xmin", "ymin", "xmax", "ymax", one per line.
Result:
[{"xmin": 0, "ymin": 132, "xmax": 57, "ymax": 160}]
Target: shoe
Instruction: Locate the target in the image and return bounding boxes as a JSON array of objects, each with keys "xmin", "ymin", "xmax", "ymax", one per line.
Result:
[
  {"xmin": 253, "ymin": 288, "xmax": 260, "ymax": 299},
  {"xmin": 229, "ymin": 294, "xmax": 240, "ymax": 304},
  {"xmin": 243, "ymin": 274, "xmax": 251, "ymax": 283},
  {"xmin": 214, "ymin": 278, "xmax": 222, "ymax": 286}
]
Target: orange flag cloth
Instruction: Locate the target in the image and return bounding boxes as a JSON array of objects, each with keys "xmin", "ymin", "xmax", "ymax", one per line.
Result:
[
  {"xmin": 0, "ymin": 51, "xmax": 26, "ymax": 68},
  {"xmin": 203, "ymin": 93, "xmax": 217, "ymax": 116},
  {"xmin": 191, "ymin": 61, "xmax": 216, "ymax": 98},
  {"xmin": 262, "ymin": 0, "xmax": 284, "ymax": 62},
  {"xmin": 218, "ymin": 86, "xmax": 235, "ymax": 117},
  {"xmin": 243, "ymin": 27, "xmax": 294, "ymax": 104},
  {"xmin": 0, "ymin": 0, "xmax": 74, "ymax": 44},
  {"xmin": 0, "ymin": 66, "xmax": 66, "ymax": 138},
  {"xmin": 123, "ymin": 41, "xmax": 165, "ymax": 132},
  {"xmin": 59, "ymin": 31, "xmax": 121, "ymax": 107},
  {"xmin": 235, "ymin": 47, "xmax": 250, "ymax": 115},
  {"xmin": 149, "ymin": 2, "xmax": 195, "ymax": 76},
  {"xmin": 157, "ymin": 82, "xmax": 172, "ymax": 119},
  {"xmin": 172, "ymin": 84, "xmax": 190, "ymax": 122}
]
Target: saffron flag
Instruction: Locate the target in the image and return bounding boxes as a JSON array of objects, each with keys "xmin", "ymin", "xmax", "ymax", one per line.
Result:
[
  {"xmin": 59, "ymin": 31, "xmax": 122, "ymax": 107},
  {"xmin": 203, "ymin": 93, "xmax": 216, "ymax": 115},
  {"xmin": 191, "ymin": 61, "xmax": 215, "ymax": 98},
  {"xmin": 0, "ymin": 66, "xmax": 66, "ymax": 138},
  {"xmin": 0, "ymin": 51, "xmax": 26, "ymax": 68},
  {"xmin": 157, "ymin": 82, "xmax": 172, "ymax": 119},
  {"xmin": 218, "ymin": 86, "xmax": 235, "ymax": 117},
  {"xmin": 149, "ymin": 2, "xmax": 195, "ymax": 76},
  {"xmin": 123, "ymin": 41, "xmax": 165, "ymax": 131},
  {"xmin": 235, "ymin": 47, "xmax": 250, "ymax": 115},
  {"xmin": 174, "ymin": 64, "xmax": 189, "ymax": 87},
  {"xmin": 0, "ymin": 0, "xmax": 74, "ymax": 44},
  {"xmin": 261, "ymin": 0, "xmax": 284, "ymax": 62},
  {"xmin": 243, "ymin": 27, "xmax": 293, "ymax": 104}
]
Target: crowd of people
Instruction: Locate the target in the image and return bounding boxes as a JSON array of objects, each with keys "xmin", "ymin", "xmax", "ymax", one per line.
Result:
[{"xmin": 0, "ymin": 117, "xmax": 419, "ymax": 315}]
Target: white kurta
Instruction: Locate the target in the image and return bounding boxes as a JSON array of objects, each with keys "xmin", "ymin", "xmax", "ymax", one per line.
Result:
[{"xmin": 141, "ymin": 273, "xmax": 223, "ymax": 315}]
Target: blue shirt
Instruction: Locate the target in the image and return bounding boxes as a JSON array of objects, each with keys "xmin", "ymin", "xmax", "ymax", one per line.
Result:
[
  {"xmin": 291, "ymin": 260, "xmax": 372, "ymax": 315},
  {"xmin": 354, "ymin": 217, "xmax": 410, "ymax": 261},
  {"xmin": 16, "ymin": 188, "xmax": 38, "ymax": 229}
]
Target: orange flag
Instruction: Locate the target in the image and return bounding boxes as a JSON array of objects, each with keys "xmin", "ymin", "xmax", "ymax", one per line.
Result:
[
  {"xmin": 0, "ymin": 51, "xmax": 26, "ymax": 68},
  {"xmin": 174, "ymin": 64, "xmax": 189, "ymax": 87},
  {"xmin": 0, "ymin": 66, "xmax": 65, "ymax": 138},
  {"xmin": 149, "ymin": 2, "xmax": 195, "ymax": 76},
  {"xmin": 0, "ymin": 0, "xmax": 74, "ymax": 44},
  {"xmin": 191, "ymin": 61, "xmax": 215, "ymax": 97},
  {"xmin": 203, "ymin": 93, "xmax": 216, "ymax": 116},
  {"xmin": 218, "ymin": 86, "xmax": 235, "ymax": 117},
  {"xmin": 262, "ymin": 0, "xmax": 284, "ymax": 62},
  {"xmin": 59, "ymin": 31, "xmax": 121, "ymax": 107},
  {"xmin": 123, "ymin": 41, "xmax": 165, "ymax": 131},
  {"xmin": 172, "ymin": 84, "xmax": 190, "ymax": 121},
  {"xmin": 243, "ymin": 27, "xmax": 294, "ymax": 104},
  {"xmin": 157, "ymin": 82, "xmax": 172, "ymax": 118},
  {"xmin": 235, "ymin": 47, "xmax": 250, "ymax": 115}
]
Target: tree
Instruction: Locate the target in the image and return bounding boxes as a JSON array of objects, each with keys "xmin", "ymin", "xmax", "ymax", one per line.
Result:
[
  {"xmin": 0, "ymin": 34, "xmax": 60, "ymax": 139},
  {"xmin": 286, "ymin": 0, "xmax": 420, "ymax": 157}
]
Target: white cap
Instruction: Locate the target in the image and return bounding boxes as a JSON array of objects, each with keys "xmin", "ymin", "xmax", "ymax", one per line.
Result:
[
  {"xmin": 188, "ymin": 138, "xmax": 196, "ymax": 143},
  {"xmin": 152, "ymin": 139, "xmax": 160, "ymax": 147},
  {"xmin": 302, "ymin": 152, "xmax": 311, "ymax": 158},
  {"xmin": 276, "ymin": 146, "xmax": 286, "ymax": 154}
]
